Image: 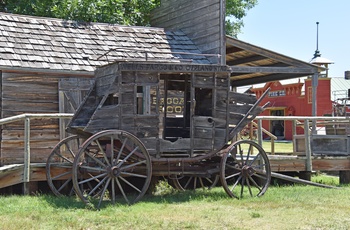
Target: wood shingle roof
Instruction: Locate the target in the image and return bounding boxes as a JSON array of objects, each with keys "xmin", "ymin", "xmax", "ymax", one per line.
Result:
[{"xmin": 0, "ymin": 13, "xmax": 210, "ymax": 74}]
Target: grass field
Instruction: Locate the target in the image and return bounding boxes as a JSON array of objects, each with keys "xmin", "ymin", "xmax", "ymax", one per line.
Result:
[{"xmin": 0, "ymin": 176, "xmax": 349, "ymax": 230}]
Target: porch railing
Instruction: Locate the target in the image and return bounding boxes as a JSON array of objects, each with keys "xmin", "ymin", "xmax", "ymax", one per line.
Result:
[{"xmin": 0, "ymin": 113, "xmax": 74, "ymax": 194}]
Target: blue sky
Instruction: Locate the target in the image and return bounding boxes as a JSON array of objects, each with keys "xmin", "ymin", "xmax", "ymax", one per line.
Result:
[{"xmin": 237, "ymin": 0, "xmax": 350, "ymax": 78}]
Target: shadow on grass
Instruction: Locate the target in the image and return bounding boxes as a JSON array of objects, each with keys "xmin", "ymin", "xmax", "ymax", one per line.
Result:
[{"xmin": 42, "ymin": 188, "xmax": 231, "ymax": 210}]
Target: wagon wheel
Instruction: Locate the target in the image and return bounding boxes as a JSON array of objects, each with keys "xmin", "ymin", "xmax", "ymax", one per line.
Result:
[
  {"xmin": 220, "ymin": 139, "xmax": 271, "ymax": 198},
  {"xmin": 46, "ymin": 135, "xmax": 85, "ymax": 196},
  {"xmin": 172, "ymin": 175, "xmax": 219, "ymax": 191},
  {"xmin": 72, "ymin": 130, "xmax": 152, "ymax": 209}
]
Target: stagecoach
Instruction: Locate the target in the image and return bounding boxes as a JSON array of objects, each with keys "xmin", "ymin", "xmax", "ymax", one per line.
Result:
[{"xmin": 46, "ymin": 60, "xmax": 271, "ymax": 209}]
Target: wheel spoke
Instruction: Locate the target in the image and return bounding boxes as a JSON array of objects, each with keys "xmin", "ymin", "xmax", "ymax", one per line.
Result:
[
  {"xmin": 248, "ymin": 154, "xmax": 261, "ymax": 166},
  {"xmin": 85, "ymin": 151, "xmax": 108, "ymax": 168},
  {"xmin": 78, "ymin": 172, "xmax": 107, "ymax": 185},
  {"xmin": 246, "ymin": 177, "xmax": 253, "ymax": 197},
  {"xmin": 230, "ymin": 174, "xmax": 242, "ymax": 192},
  {"xmin": 64, "ymin": 142, "xmax": 76, "ymax": 160},
  {"xmin": 248, "ymin": 175, "xmax": 263, "ymax": 193},
  {"xmin": 116, "ymin": 146, "xmax": 139, "ymax": 168},
  {"xmin": 120, "ymin": 160, "xmax": 147, "ymax": 171},
  {"xmin": 111, "ymin": 176, "xmax": 116, "ymax": 204},
  {"xmin": 88, "ymin": 176, "xmax": 108, "ymax": 196},
  {"xmin": 95, "ymin": 139, "xmax": 111, "ymax": 167},
  {"xmin": 225, "ymin": 171, "xmax": 241, "ymax": 180},
  {"xmin": 98, "ymin": 177, "xmax": 111, "ymax": 209},
  {"xmin": 52, "ymin": 170, "xmax": 71, "ymax": 180},
  {"xmin": 118, "ymin": 176, "xmax": 142, "ymax": 193},
  {"xmin": 57, "ymin": 178, "xmax": 72, "ymax": 193},
  {"xmin": 52, "ymin": 150, "xmax": 73, "ymax": 163},
  {"xmin": 120, "ymin": 171, "xmax": 148, "ymax": 178},
  {"xmin": 79, "ymin": 165, "xmax": 106, "ymax": 173},
  {"xmin": 116, "ymin": 177, "xmax": 129, "ymax": 204},
  {"xmin": 183, "ymin": 177, "xmax": 193, "ymax": 189},
  {"xmin": 116, "ymin": 138, "xmax": 128, "ymax": 162},
  {"xmin": 240, "ymin": 177, "xmax": 245, "ymax": 198}
]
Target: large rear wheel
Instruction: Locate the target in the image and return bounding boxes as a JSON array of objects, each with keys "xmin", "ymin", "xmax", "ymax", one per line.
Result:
[
  {"xmin": 46, "ymin": 135, "xmax": 85, "ymax": 196},
  {"xmin": 72, "ymin": 130, "xmax": 152, "ymax": 209}
]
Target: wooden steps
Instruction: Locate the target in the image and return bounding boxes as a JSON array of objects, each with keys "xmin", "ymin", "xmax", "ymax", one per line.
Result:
[{"xmin": 0, "ymin": 163, "xmax": 46, "ymax": 189}]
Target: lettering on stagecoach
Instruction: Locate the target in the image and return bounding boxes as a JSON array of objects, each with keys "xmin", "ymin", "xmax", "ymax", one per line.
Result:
[{"xmin": 119, "ymin": 63, "xmax": 230, "ymax": 73}]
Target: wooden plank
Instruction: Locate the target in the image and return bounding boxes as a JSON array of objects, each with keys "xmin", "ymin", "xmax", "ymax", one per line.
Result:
[
  {"xmin": 136, "ymin": 127, "xmax": 158, "ymax": 138},
  {"xmin": 135, "ymin": 72, "xmax": 159, "ymax": 84},
  {"xmin": 216, "ymin": 76, "xmax": 229, "ymax": 88},
  {"xmin": 135, "ymin": 116, "xmax": 159, "ymax": 127},
  {"xmin": 228, "ymin": 104, "xmax": 253, "ymax": 114},
  {"xmin": 229, "ymin": 91, "xmax": 257, "ymax": 104},
  {"xmin": 139, "ymin": 137, "xmax": 158, "ymax": 151},
  {"xmin": 193, "ymin": 74, "xmax": 214, "ymax": 88},
  {"xmin": 269, "ymin": 157, "xmax": 306, "ymax": 172},
  {"xmin": 160, "ymin": 138, "xmax": 191, "ymax": 151},
  {"xmin": 120, "ymin": 93, "xmax": 134, "ymax": 104},
  {"xmin": 95, "ymin": 63, "xmax": 119, "ymax": 78},
  {"xmin": 194, "ymin": 127, "xmax": 213, "ymax": 139},
  {"xmin": 193, "ymin": 116, "xmax": 215, "ymax": 127},
  {"xmin": 96, "ymin": 74, "xmax": 117, "ymax": 96},
  {"xmin": 121, "ymin": 71, "xmax": 136, "ymax": 83},
  {"xmin": 0, "ymin": 164, "xmax": 24, "ymax": 188},
  {"xmin": 2, "ymin": 129, "xmax": 59, "ymax": 140}
]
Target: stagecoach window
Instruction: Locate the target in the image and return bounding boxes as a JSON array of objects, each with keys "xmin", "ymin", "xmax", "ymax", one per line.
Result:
[
  {"xmin": 137, "ymin": 85, "xmax": 158, "ymax": 115},
  {"xmin": 103, "ymin": 93, "xmax": 119, "ymax": 106}
]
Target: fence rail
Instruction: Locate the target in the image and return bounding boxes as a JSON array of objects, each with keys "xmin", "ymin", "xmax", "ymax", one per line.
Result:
[
  {"xmin": 255, "ymin": 115, "xmax": 350, "ymax": 171},
  {"xmin": 0, "ymin": 113, "xmax": 74, "ymax": 194}
]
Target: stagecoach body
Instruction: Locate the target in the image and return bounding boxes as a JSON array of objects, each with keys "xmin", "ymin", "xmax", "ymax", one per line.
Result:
[{"xmin": 46, "ymin": 61, "xmax": 271, "ymax": 208}]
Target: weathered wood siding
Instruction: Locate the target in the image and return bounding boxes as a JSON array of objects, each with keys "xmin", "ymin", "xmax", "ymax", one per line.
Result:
[
  {"xmin": 151, "ymin": 0, "xmax": 226, "ymax": 64},
  {"xmin": 1, "ymin": 73, "xmax": 59, "ymax": 164},
  {"xmin": 0, "ymin": 72, "xmax": 93, "ymax": 165}
]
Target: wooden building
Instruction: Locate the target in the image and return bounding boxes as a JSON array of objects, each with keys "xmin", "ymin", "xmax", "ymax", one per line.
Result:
[
  {"xmin": 0, "ymin": 0, "xmax": 321, "ymax": 169},
  {"xmin": 250, "ymin": 77, "xmax": 333, "ymax": 140}
]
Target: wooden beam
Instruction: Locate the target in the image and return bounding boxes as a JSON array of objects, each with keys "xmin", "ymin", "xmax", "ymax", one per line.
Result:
[
  {"xmin": 226, "ymin": 55, "xmax": 267, "ymax": 66},
  {"xmin": 226, "ymin": 37, "xmax": 321, "ymax": 70},
  {"xmin": 230, "ymin": 66, "xmax": 317, "ymax": 74},
  {"xmin": 226, "ymin": 46, "xmax": 243, "ymax": 54},
  {"xmin": 230, "ymin": 73, "xmax": 308, "ymax": 87}
]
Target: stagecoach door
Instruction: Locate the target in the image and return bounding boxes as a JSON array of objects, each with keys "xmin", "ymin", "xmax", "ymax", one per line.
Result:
[
  {"xmin": 270, "ymin": 109, "xmax": 285, "ymax": 139},
  {"xmin": 162, "ymin": 75, "xmax": 191, "ymax": 141}
]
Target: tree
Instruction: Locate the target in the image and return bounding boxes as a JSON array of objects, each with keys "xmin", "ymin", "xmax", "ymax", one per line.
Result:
[
  {"xmin": 226, "ymin": 0, "xmax": 257, "ymax": 37},
  {"xmin": 1, "ymin": 0, "xmax": 257, "ymax": 37}
]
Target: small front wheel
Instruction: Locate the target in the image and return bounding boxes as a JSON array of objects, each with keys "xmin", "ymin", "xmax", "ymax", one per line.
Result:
[{"xmin": 220, "ymin": 140, "xmax": 271, "ymax": 198}]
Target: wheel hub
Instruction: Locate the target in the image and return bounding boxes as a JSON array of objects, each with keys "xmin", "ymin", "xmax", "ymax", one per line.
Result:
[
  {"xmin": 107, "ymin": 165, "xmax": 121, "ymax": 178},
  {"xmin": 241, "ymin": 165, "xmax": 255, "ymax": 177}
]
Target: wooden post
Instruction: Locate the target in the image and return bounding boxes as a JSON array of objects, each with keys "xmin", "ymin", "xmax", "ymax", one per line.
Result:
[
  {"xmin": 304, "ymin": 119, "xmax": 312, "ymax": 172},
  {"xmin": 257, "ymin": 119, "xmax": 262, "ymax": 146},
  {"xmin": 23, "ymin": 117, "xmax": 30, "ymax": 195},
  {"xmin": 339, "ymin": 171, "xmax": 350, "ymax": 184}
]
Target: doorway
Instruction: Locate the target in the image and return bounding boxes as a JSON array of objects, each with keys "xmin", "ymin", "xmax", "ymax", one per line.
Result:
[{"xmin": 270, "ymin": 109, "xmax": 285, "ymax": 139}]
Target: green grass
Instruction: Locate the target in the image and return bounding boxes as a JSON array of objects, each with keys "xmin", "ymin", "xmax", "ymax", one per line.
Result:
[
  {"xmin": 0, "ymin": 177, "xmax": 349, "ymax": 230},
  {"xmin": 262, "ymin": 140, "xmax": 294, "ymax": 154}
]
